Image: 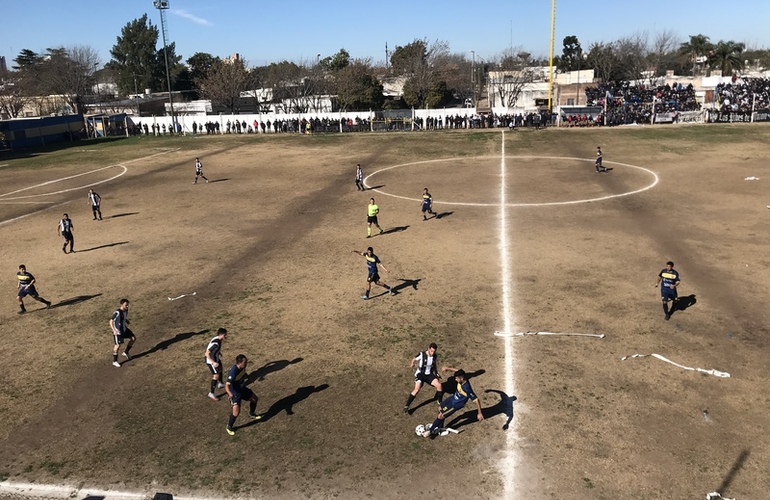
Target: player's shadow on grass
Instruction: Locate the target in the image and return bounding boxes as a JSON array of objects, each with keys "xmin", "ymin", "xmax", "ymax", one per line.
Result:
[
  {"xmin": 245, "ymin": 357, "xmax": 303, "ymax": 386},
  {"xmin": 365, "ymin": 184, "xmax": 385, "ymax": 190},
  {"xmin": 434, "ymin": 211, "xmax": 454, "ymax": 220},
  {"xmin": 713, "ymin": 448, "xmax": 749, "ymax": 496},
  {"xmin": 445, "ymin": 389, "xmax": 517, "ymax": 431},
  {"xmin": 672, "ymin": 294, "xmax": 697, "ymax": 315},
  {"xmin": 209, "ymin": 178, "xmax": 230, "ymax": 183},
  {"xmin": 391, "ymin": 278, "xmax": 422, "ymax": 294},
  {"xmin": 107, "ymin": 212, "xmax": 139, "ymax": 219},
  {"xmin": 381, "ymin": 225, "xmax": 409, "ymax": 236},
  {"xmin": 129, "ymin": 329, "xmax": 210, "ymax": 362},
  {"xmin": 50, "ymin": 293, "xmax": 102, "ymax": 309},
  {"xmin": 242, "ymin": 384, "xmax": 329, "ymax": 427},
  {"xmin": 78, "ymin": 241, "xmax": 129, "ymax": 253}
]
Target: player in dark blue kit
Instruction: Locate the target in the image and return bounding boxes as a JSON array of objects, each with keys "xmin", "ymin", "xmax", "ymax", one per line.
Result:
[
  {"xmin": 16, "ymin": 264, "xmax": 52, "ymax": 314},
  {"xmin": 225, "ymin": 354, "xmax": 261, "ymax": 435},
  {"xmin": 655, "ymin": 261, "xmax": 681, "ymax": 320},
  {"xmin": 352, "ymin": 247, "xmax": 393, "ymax": 300},
  {"xmin": 421, "ymin": 368, "xmax": 483, "ymax": 437},
  {"xmin": 421, "ymin": 188, "xmax": 436, "ymax": 221}
]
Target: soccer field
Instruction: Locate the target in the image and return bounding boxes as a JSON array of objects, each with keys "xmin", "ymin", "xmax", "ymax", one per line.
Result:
[{"xmin": 1, "ymin": 125, "xmax": 769, "ymax": 499}]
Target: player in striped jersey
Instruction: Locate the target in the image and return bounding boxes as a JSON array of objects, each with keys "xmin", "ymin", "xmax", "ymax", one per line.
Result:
[
  {"xmin": 57, "ymin": 213, "xmax": 74, "ymax": 253},
  {"xmin": 403, "ymin": 343, "xmax": 445, "ymax": 413},
  {"xmin": 87, "ymin": 189, "xmax": 103, "ymax": 220},
  {"xmin": 194, "ymin": 157, "xmax": 208, "ymax": 184},
  {"xmin": 205, "ymin": 328, "xmax": 228, "ymax": 400}
]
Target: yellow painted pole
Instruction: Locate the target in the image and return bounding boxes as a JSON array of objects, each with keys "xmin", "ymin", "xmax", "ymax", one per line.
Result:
[{"xmin": 547, "ymin": 0, "xmax": 556, "ymax": 113}]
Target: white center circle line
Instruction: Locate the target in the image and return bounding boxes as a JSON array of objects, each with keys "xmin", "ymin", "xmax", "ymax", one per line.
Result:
[{"xmin": 364, "ymin": 156, "xmax": 659, "ymax": 207}]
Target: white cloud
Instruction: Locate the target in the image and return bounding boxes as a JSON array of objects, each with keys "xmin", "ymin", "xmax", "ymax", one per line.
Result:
[{"xmin": 172, "ymin": 9, "xmax": 212, "ymax": 26}]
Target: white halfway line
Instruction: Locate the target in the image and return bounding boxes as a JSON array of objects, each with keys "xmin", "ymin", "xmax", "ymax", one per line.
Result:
[
  {"xmin": 495, "ymin": 331, "xmax": 606, "ymax": 339},
  {"xmin": 621, "ymin": 353, "xmax": 730, "ymax": 378},
  {"xmin": 168, "ymin": 292, "xmax": 197, "ymax": 301}
]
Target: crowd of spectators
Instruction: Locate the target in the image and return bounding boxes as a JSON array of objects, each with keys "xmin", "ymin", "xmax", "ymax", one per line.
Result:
[
  {"xmin": 584, "ymin": 81, "xmax": 701, "ymax": 125},
  {"xmin": 714, "ymin": 76, "xmax": 770, "ymax": 114}
]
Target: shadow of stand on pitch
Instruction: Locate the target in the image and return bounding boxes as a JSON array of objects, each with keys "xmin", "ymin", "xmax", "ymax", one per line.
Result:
[{"xmin": 245, "ymin": 357, "xmax": 303, "ymax": 386}]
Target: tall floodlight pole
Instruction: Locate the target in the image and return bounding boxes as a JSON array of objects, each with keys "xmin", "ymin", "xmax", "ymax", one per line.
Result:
[
  {"xmin": 153, "ymin": 0, "xmax": 176, "ymax": 133},
  {"xmin": 547, "ymin": 0, "xmax": 556, "ymax": 113}
]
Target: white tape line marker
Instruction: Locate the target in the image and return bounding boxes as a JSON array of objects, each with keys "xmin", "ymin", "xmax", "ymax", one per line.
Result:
[
  {"xmin": 706, "ymin": 492, "xmax": 736, "ymax": 500},
  {"xmin": 495, "ymin": 331, "xmax": 606, "ymax": 339},
  {"xmin": 621, "ymin": 353, "xmax": 730, "ymax": 378},
  {"xmin": 168, "ymin": 292, "xmax": 197, "ymax": 301}
]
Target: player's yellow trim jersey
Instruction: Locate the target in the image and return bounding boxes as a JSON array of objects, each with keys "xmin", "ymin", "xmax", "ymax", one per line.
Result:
[{"xmin": 17, "ymin": 272, "xmax": 34, "ymax": 286}]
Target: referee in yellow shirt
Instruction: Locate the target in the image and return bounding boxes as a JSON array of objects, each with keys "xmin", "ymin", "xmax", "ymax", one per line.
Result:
[{"xmin": 367, "ymin": 197, "xmax": 384, "ymax": 238}]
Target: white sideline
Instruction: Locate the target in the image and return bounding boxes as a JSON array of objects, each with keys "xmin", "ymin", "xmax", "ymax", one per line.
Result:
[
  {"xmin": 497, "ymin": 132, "xmax": 519, "ymax": 498},
  {"xmin": 0, "ymin": 480, "xmax": 238, "ymax": 500}
]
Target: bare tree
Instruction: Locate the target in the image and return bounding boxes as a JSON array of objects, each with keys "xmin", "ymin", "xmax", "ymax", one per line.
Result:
[
  {"xmin": 38, "ymin": 45, "xmax": 100, "ymax": 114},
  {"xmin": 0, "ymin": 72, "xmax": 31, "ymax": 118},
  {"xmin": 614, "ymin": 33, "xmax": 650, "ymax": 81},
  {"xmin": 199, "ymin": 58, "xmax": 251, "ymax": 113},
  {"xmin": 488, "ymin": 48, "xmax": 535, "ymax": 109},
  {"xmin": 648, "ymin": 29, "xmax": 680, "ymax": 81}
]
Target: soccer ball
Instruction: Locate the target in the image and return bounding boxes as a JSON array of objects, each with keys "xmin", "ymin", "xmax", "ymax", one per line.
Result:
[{"xmin": 415, "ymin": 424, "xmax": 425, "ymax": 436}]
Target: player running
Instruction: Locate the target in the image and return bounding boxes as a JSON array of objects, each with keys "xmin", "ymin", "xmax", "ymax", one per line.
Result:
[
  {"xmin": 352, "ymin": 247, "xmax": 394, "ymax": 300},
  {"xmin": 421, "ymin": 188, "xmax": 436, "ymax": 220},
  {"xmin": 421, "ymin": 368, "xmax": 483, "ymax": 437}
]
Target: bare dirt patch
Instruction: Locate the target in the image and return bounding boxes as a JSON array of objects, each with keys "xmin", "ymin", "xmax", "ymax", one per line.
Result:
[{"xmin": 1, "ymin": 125, "xmax": 769, "ymax": 499}]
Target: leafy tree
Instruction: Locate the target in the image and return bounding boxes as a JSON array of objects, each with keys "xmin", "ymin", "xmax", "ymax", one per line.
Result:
[
  {"xmin": 679, "ymin": 34, "xmax": 714, "ymax": 75},
  {"xmin": 198, "ymin": 58, "xmax": 251, "ymax": 113},
  {"xmin": 187, "ymin": 52, "xmax": 220, "ymax": 86},
  {"xmin": 320, "ymin": 49, "xmax": 350, "ymax": 72},
  {"xmin": 334, "ymin": 60, "xmax": 384, "ymax": 110},
  {"xmin": 614, "ymin": 33, "xmax": 649, "ymax": 81},
  {"xmin": 709, "ymin": 40, "xmax": 745, "ymax": 75},
  {"xmin": 587, "ymin": 42, "xmax": 623, "ymax": 83},
  {"xmin": 390, "ymin": 40, "xmax": 427, "ymax": 75},
  {"xmin": 108, "ymin": 14, "xmax": 168, "ymax": 96},
  {"xmin": 12, "ymin": 49, "xmax": 42, "ymax": 70},
  {"xmin": 557, "ymin": 35, "xmax": 583, "ymax": 72}
]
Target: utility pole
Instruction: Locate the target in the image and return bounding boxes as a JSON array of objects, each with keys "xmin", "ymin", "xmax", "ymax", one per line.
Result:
[{"xmin": 153, "ymin": 0, "xmax": 176, "ymax": 133}]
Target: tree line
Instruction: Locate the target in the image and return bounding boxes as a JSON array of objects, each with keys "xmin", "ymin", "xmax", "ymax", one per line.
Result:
[{"xmin": 1, "ymin": 13, "xmax": 768, "ymax": 118}]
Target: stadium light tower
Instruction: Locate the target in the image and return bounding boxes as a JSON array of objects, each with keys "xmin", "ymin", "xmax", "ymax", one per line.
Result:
[{"xmin": 153, "ymin": 0, "xmax": 177, "ymax": 133}]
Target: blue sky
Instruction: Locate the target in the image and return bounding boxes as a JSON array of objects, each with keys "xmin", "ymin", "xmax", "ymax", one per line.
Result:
[{"xmin": 3, "ymin": 1, "xmax": 770, "ymax": 68}]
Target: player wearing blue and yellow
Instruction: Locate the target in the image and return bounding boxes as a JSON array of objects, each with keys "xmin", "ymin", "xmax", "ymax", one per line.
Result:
[
  {"xmin": 421, "ymin": 188, "xmax": 436, "ymax": 221},
  {"xmin": 366, "ymin": 198, "xmax": 383, "ymax": 238},
  {"xmin": 16, "ymin": 264, "xmax": 52, "ymax": 314},
  {"xmin": 352, "ymin": 247, "xmax": 394, "ymax": 300},
  {"xmin": 225, "ymin": 354, "xmax": 261, "ymax": 435},
  {"xmin": 655, "ymin": 261, "xmax": 680, "ymax": 321},
  {"xmin": 421, "ymin": 368, "xmax": 483, "ymax": 437}
]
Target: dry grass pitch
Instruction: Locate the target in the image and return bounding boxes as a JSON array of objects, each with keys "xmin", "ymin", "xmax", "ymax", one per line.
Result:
[{"xmin": 1, "ymin": 124, "xmax": 769, "ymax": 499}]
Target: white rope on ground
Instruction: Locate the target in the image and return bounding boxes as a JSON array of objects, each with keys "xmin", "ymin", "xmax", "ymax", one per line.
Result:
[
  {"xmin": 494, "ymin": 331, "xmax": 605, "ymax": 339},
  {"xmin": 706, "ymin": 492, "xmax": 736, "ymax": 500},
  {"xmin": 621, "ymin": 353, "xmax": 730, "ymax": 378},
  {"xmin": 168, "ymin": 292, "xmax": 197, "ymax": 301}
]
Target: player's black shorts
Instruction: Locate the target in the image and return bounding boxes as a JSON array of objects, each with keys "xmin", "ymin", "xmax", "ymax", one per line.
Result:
[
  {"xmin": 415, "ymin": 373, "xmax": 438, "ymax": 385},
  {"xmin": 61, "ymin": 231, "xmax": 73, "ymax": 241},
  {"xmin": 367, "ymin": 272, "xmax": 380, "ymax": 283},
  {"xmin": 113, "ymin": 327, "xmax": 135, "ymax": 345},
  {"xmin": 17, "ymin": 286, "xmax": 39, "ymax": 298},
  {"xmin": 367, "ymin": 215, "xmax": 378, "ymax": 224},
  {"xmin": 661, "ymin": 289, "xmax": 678, "ymax": 301},
  {"xmin": 206, "ymin": 361, "xmax": 223, "ymax": 375},
  {"xmin": 230, "ymin": 387, "xmax": 254, "ymax": 406}
]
